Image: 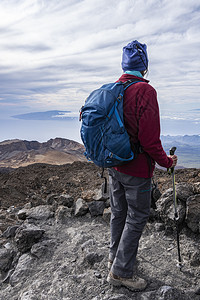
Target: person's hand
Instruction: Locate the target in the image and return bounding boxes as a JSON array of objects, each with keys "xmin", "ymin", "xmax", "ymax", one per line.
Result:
[{"xmin": 168, "ymin": 155, "xmax": 178, "ymax": 168}]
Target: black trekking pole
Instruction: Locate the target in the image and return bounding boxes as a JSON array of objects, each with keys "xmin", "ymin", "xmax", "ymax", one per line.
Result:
[{"xmin": 169, "ymin": 147, "xmax": 183, "ymax": 270}]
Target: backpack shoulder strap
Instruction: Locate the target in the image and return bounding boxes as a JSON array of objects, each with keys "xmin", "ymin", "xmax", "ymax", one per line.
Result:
[{"xmin": 123, "ymin": 79, "xmax": 143, "ymax": 90}]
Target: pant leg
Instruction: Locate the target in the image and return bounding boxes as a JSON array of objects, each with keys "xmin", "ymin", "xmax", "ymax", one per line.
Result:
[
  {"xmin": 108, "ymin": 168, "xmax": 128, "ymax": 262},
  {"xmin": 110, "ymin": 169, "xmax": 151, "ymax": 278}
]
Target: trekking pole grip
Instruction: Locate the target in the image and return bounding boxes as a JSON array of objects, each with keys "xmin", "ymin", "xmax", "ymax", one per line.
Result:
[
  {"xmin": 169, "ymin": 146, "xmax": 176, "ymax": 173},
  {"xmin": 169, "ymin": 146, "xmax": 176, "ymax": 156}
]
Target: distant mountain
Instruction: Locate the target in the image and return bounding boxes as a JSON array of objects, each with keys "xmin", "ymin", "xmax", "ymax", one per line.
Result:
[
  {"xmin": 0, "ymin": 135, "xmax": 199, "ymax": 169},
  {"xmin": 161, "ymin": 134, "xmax": 200, "ymax": 145},
  {"xmin": 12, "ymin": 110, "xmax": 78, "ymax": 121},
  {"xmin": 161, "ymin": 135, "xmax": 200, "ymax": 168},
  {"xmin": 0, "ymin": 138, "xmax": 86, "ymax": 168}
]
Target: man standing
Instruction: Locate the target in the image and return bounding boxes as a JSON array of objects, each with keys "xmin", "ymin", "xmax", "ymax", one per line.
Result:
[{"xmin": 107, "ymin": 40, "xmax": 177, "ymax": 291}]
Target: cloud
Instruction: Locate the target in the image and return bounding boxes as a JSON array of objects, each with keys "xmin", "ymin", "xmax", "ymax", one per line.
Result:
[{"xmin": 0, "ymin": 0, "xmax": 199, "ymax": 115}]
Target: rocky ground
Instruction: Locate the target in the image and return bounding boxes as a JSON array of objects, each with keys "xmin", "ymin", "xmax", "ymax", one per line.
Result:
[
  {"xmin": 0, "ymin": 161, "xmax": 199, "ymax": 209},
  {"xmin": 0, "ymin": 162, "xmax": 199, "ymax": 300}
]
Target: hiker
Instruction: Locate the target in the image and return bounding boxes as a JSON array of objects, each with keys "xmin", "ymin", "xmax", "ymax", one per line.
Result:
[{"xmin": 106, "ymin": 40, "xmax": 178, "ymax": 291}]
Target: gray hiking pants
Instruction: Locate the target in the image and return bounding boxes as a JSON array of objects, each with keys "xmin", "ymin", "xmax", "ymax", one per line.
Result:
[{"xmin": 108, "ymin": 168, "xmax": 151, "ymax": 278}]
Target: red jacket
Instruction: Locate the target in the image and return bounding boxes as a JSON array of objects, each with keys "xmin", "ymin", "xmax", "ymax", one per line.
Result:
[{"xmin": 114, "ymin": 74, "xmax": 173, "ymax": 178}]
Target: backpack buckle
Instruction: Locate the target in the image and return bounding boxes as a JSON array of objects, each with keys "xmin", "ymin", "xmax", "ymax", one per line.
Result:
[{"xmin": 117, "ymin": 94, "xmax": 123, "ymax": 102}]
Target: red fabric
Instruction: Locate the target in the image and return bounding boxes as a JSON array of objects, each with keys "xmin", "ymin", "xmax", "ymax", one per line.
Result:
[{"xmin": 114, "ymin": 74, "xmax": 173, "ymax": 178}]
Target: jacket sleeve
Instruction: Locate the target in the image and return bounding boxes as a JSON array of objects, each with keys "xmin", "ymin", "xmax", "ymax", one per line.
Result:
[{"xmin": 138, "ymin": 87, "xmax": 173, "ymax": 169}]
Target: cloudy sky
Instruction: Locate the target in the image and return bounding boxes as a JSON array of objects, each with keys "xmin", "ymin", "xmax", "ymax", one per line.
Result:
[{"xmin": 0, "ymin": 0, "xmax": 200, "ymax": 137}]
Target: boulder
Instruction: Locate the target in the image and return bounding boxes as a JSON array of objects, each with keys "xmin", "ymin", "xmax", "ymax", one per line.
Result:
[
  {"xmin": 102, "ymin": 207, "xmax": 111, "ymax": 223},
  {"xmin": 185, "ymin": 194, "xmax": 200, "ymax": 233},
  {"xmin": 9, "ymin": 253, "xmax": 34, "ymax": 286},
  {"xmin": 176, "ymin": 183, "xmax": 194, "ymax": 201},
  {"xmin": 74, "ymin": 198, "xmax": 88, "ymax": 217},
  {"xmin": 156, "ymin": 189, "xmax": 186, "ymax": 227},
  {"xmin": 2, "ymin": 225, "xmax": 20, "ymax": 238},
  {"xmin": 93, "ymin": 183, "xmax": 109, "ymax": 201},
  {"xmin": 81, "ymin": 185, "xmax": 109, "ymax": 202},
  {"xmin": 17, "ymin": 209, "xmax": 28, "ymax": 220},
  {"xmin": 88, "ymin": 201, "xmax": 106, "ymax": 217},
  {"xmin": 27, "ymin": 205, "xmax": 54, "ymax": 221},
  {"xmin": 31, "ymin": 240, "xmax": 55, "ymax": 259},
  {"xmin": 55, "ymin": 206, "xmax": 72, "ymax": 224},
  {"xmin": 17, "ymin": 205, "xmax": 54, "ymax": 222},
  {"xmin": 57, "ymin": 194, "xmax": 74, "ymax": 207},
  {"xmin": 14, "ymin": 224, "xmax": 45, "ymax": 253},
  {"xmin": 0, "ymin": 248, "xmax": 14, "ymax": 272}
]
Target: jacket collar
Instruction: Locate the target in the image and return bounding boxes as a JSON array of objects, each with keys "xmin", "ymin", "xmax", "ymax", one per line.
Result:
[{"xmin": 118, "ymin": 73, "xmax": 149, "ymax": 83}]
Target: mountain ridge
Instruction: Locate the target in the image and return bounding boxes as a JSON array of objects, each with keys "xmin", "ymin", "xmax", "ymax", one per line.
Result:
[
  {"xmin": 0, "ymin": 137, "xmax": 86, "ymax": 168},
  {"xmin": 0, "ymin": 135, "xmax": 199, "ymax": 169}
]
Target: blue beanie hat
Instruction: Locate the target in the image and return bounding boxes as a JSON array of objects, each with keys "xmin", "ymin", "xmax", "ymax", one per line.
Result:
[{"xmin": 122, "ymin": 40, "xmax": 148, "ymax": 72}]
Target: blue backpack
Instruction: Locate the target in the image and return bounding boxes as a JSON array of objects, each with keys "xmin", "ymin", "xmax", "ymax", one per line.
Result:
[{"xmin": 80, "ymin": 79, "xmax": 141, "ymax": 167}]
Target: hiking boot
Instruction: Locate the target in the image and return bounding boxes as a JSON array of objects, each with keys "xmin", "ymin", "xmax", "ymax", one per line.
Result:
[{"xmin": 107, "ymin": 272, "xmax": 147, "ymax": 291}]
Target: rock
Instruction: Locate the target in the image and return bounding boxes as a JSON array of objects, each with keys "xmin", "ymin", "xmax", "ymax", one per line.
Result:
[
  {"xmin": 55, "ymin": 206, "xmax": 72, "ymax": 224},
  {"xmin": 81, "ymin": 239, "xmax": 95, "ymax": 251},
  {"xmin": 0, "ymin": 222, "xmax": 9, "ymax": 233},
  {"xmin": 160, "ymin": 188, "xmax": 173, "ymax": 198},
  {"xmin": 46, "ymin": 193, "xmax": 58, "ymax": 205},
  {"xmin": 2, "ymin": 225, "xmax": 20, "ymax": 238},
  {"xmin": 88, "ymin": 201, "xmax": 105, "ymax": 216},
  {"xmin": 102, "ymin": 207, "xmax": 111, "ymax": 223},
  {"xmin": 156, "ymin": 190, "xmax": 186, "ymax": 227},
  {"xmin": 14, "ymin": 224, "xmax": 45, "ymax": 253},
  {"xmin": 17, "ymin": 209, "xmax": 28, "ymax": 220},
  {"xmin": 195, "ymin": 287, "xmax": 200, "ymax": 295},
  {"xmin": 9, "ymin": 253, "xmax": 34, "ymax": 286},
  {"xmin": 140, "ymin": 291, "xmax": 156, "ymax": 300},
  {"xmin": 193, "ymin": 182, "xmax": 200, "ymax": 194},
  {"xmin": 151, "ymin": 182, "xmax": 162, "ymax": 209},
  {"xmin": 30, "ymin": 240, "xmax": 55, "ymax": 259},
  {"xmin": 149, "ymin": 207, "xmax": 158, "ymax": 221},
  {"xmin": 94, "ymin": 271, "xmax": 101, "ymax": 278},
  {"xmin": 81, "ymin": 189, "xmax": 97, "ymax": 201},
  {"xmin": 27, "ymin": 205, "xmax": 54, "ymax": 221},
  {"xmin": 190, "ymin": 249, "xmax": 200, "ymax": 266},
  {"xmin": 176, "ymin": 183, "xmax": 194, "ymax": 201},
  {"xmin": 23, "ymin": 202, "xmax": 32, "ymax": 209},
  {"xmin": 18, "ymin": 289, "xmax": 38, "ymax": 300},
  {"xmin": 185, "ymin": 194, "xmax": 200, "ymax": 232},
  {"xmin": 0, "ymin": 248, "xmax": 14, "ymax": 272},
  {"xmin": 74, "ymin": 198, "xmax": 89, "ymax": 216},
  {"xmin": 4, "ymin": 242, "xmax": 13, "ymax": 250},
  {"xmin": 83, "ymin": 252, "xmax": 104, "ymax": 266},
  {"xmin": 93, "ymin": 184, "xmax": 109, "ymax": 201},
  {"xmin": 154, "ymin": 222, "xmax": 165, "ymax": 232},
  {"xmin": 57, "ymin": 194, "xmax": 74, "ymax": 207},
  {"xmin": 140, "ymin": 286, "xmax": 187, "ymax": 300},
  {"xmin": 155, "ymin": 285, "xmax": 186, "ymax": 300}
]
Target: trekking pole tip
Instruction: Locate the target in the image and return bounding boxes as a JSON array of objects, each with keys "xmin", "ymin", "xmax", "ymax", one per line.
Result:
[{"xmin": 176, "ymin": 262, "xmax": 183, "ymax": 271}]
